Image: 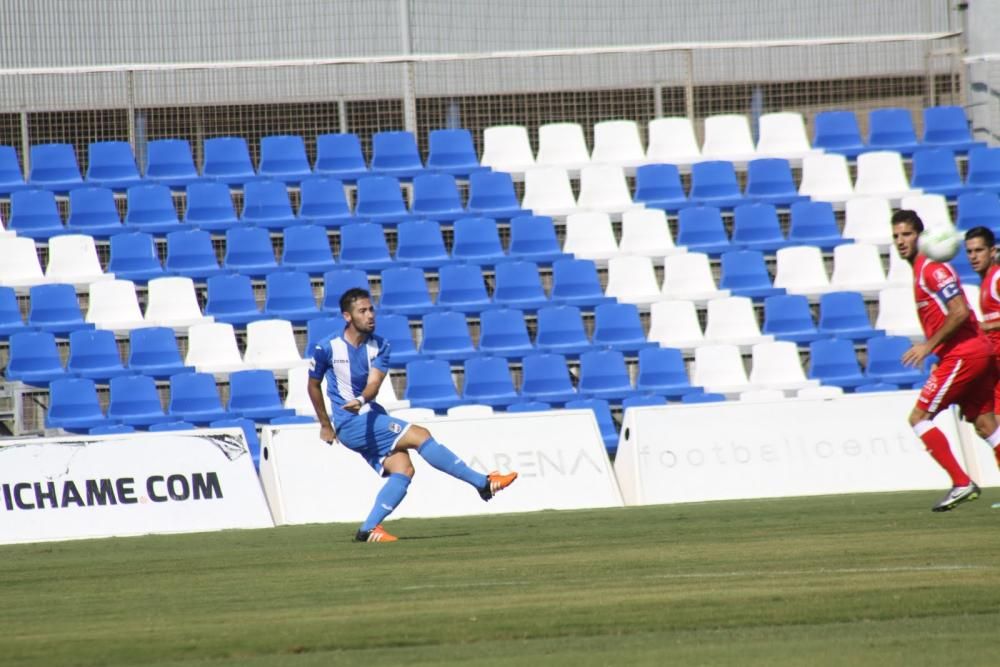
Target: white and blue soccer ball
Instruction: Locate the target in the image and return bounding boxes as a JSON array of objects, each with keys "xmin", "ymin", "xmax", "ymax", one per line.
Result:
[{"xmin": 918, "ymin": 223, "xmax": 962, "ymax": 262}]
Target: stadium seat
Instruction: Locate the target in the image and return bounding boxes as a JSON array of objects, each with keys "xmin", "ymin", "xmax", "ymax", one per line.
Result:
[
  {"xmin": 773, "ymin": 245, "xmax": 832, "ymax": 296},
  {"xmin": 633, "ymin": 163, "xmax": 688, "ymax": 212},
  {"xmin": 202, "ymin": 136, "xmax": 256, "ymax": 185},
  {"xmin": 108, "ymin": 374, "xmax": 171, "ymax": 427},
  {"xmin": 9, "ymin": 189, "xmax": 68, "ymax": 240},
  {"xmin": 798, "ymin": 152, "xmax": 854, "ymax": 204},
  {"xmin": 576, "ymin": 164, "xmax": 641, "ymax": 216},
  {"xmin": 865, "ymin": 335, "xmax": 927, "ymax": 386},
  {"xmin": 258, "ymin": 134, "xmax": 312, "ymax": 183},
  {"xmin": 66, "ymin": 328, "xmax": 129, "ymax": 381},
  {"xmin": 636, "ymin": 346, "xmax": 696, "ymax": 399},
  {"xmin": 66, "ymin": 186, "xmax": 124, "ymax": 238},
  {"xmin": 949, "ymin": 250, "xmax": 978, "ymax": 286},
  {"xmin": 149, "ymin": 421, "xmax": 199, "ymax": 432},
  {"xmin": 0, "ymin": 145, "xmax": 26, "ymax": 195},
  {"xmin": 227, "ymin": 369, "xmax": 296, "ymax": 421},
  {"xmin": 420, "ymin": 311, "xmax": 477, "ymax": 362},
  {"xmin": 505, "ymin": 401, "xmax": 551, "ymax": 413},
  {"xmin": 124, "ymin": 184, "xmax": 182, "ymax": 235},
  {"xmin": 622, "ymin": 394, "xmax": 667, "ymax": 409},
  {"xmin": 719, "ymin": 250, "xmax": 782, "ymax": 300},
  {"xmin": 593, "ymin": 302, "xmax": 652, "ymax": 353},
  {"xmin": 451, "ymin": 217, "xmax": 506, "ymax": 265},
  {"xmin": 378, "ymin": 265, "xmax": 435, "ymax": 317},
  {"xmin": 461, "ymin": 356, "xmax": 519, "ymax": 408},
  {"xmin": 86, "ymin": 141, "xmax": 141, "ymax": 190},
  {"xmin": 127, "ymin": 326, "xmax": 193, "ymax": 378},
  {"xmin": 788, "ymin": 200, "xmax": 848, "ymax": 250},
  {"xmin": 745, "ymin": 158, "xmax": 806, "ymax": 206},
  {"xmin": 535, "ymin": 305, "xmax": 591, "ymax": 357},
  {"xmin": 337, "ymin": 222, "xmax": 395, "ymax": 271},
  {"xmin": 85, "ymin": 279, "xmax": 145, "ymax": 331},
  {"xmin": 466, "ymin": 171, "xmax": 528, "ymax": 219},
  {"xmin": 550, "ymin": 258, "xmax": 613, "ymax": 308},
  {"xmin": 731, "ymin": 203, "xmax": 787, "ymax": 253},
  {"xmin": 689, "ymin": 161, "xmax": 744, "ymax": 209},
  {"xmin": 0, "ymin": 235, "xmax": 46, "ymax": 288},
  {"xmin": 204, "ymin": 273, "xmax": 265, "ymax": 326},
  {"xmin": 648, "ymin": 300, "xmax": 704, "ymax": 350},
  {"xmin": 46, "ymin": 377, "xmax": 110, "ymax": 432},
  {"xmin": 45, "ymin": 234, "xmax": 112, "ymax": 286},
  {"xmin": 305, "ymin": 316, "xmax": 340, "ymax": 352},
  {"xmin": 692, "ymin": 343, "xmax": 753, "ymax": 395},
  {"xmin": 755, "ymin": 112, "xmax": 817, "ymax": 161},
  {"xmin": 315, "ymin": 133, "xmax": 369, "ymax": 182},
  {"xmin": 263, "ymin": 271, "xmax": 321, "ymax": 323},
  {"xmin": 478, "ymin": 307, "xmax": 535, "ymax": 359},
  {"xmin": 284, "ymin": 365, "xmax": 329, "ymax": 416},
  {"xmin": 676, "ymin": 205, "xmax": 732, "ymax": 255},
  {"xmin": 818, "ymin": 291, "xmax": 879, "ymax": 340},
  {"xmin": 910, "ymin": 148, "xmax": 965, "ymax": 198},
  {"xmin": 185, "ymin": 321, "xmax": 251, "ymax": 374},
  {"xmin": 812, "ymin": 110, "xmax": 866, "ymax": 158},
  {"xmin": 29, "ymin": 143, "xmax": 83, "ymax": 192},
  {"xmin": 619, "ymin": 208, "xmax": 684, "ymax": 258},
  {"xmin": 281, "ymin": 224, "xmax": 337, "ymax": 274},
  {"xmin": 183, "ymin": 181, "xmax": 239, "ymax": 232},
  {"xmin": 6, "ymin": 330, "xmax": 68, "ymax": 386},
  {"xmin": 355, "ymin": 175, "xmax": 416, "ymax": 226},
  {"xmin": 403, "ymin": 359, "xmax": 464, "ymax": 411},
  {"xmin": 661, "ymin": 252, "xmax": 729, "ymax": 303},
  {"xmin": 875, "ymin": 287, "xmax": 923, "ymax": 338},
  {"xmin": 322, "ymin": 268, "xmax": 370, "ymax": 313},
  {"xmin": 241, "ymin": 179, "xmax": 300, "ymax": 229},
  {"xmin": 522, "ymin": 167, "xmax": 578, "ymax": 217},
  {"xmin": 965, "ymin": 146, "xmax": 1000, "ymax": 192},
  {"xmin": 867, "ymin": 108, "xmax": 919, "ymax": 155},
  {"xmin": 508, "ymin": 215, "xmax": 568, "ymax": 264},
  {"xmin": 0, "ymin": 286, "xmax": 26, "ymax": 339},
  {"xmin": 830, "ymin": 243, "xmax": 888, "ymax": 294},
  {"xmin": 646, "ymin": 117, "xmax": 702, "ymax": 166},
  {"xmin": 761, "ymin": 293, "xmax": 822, "ymax": 343},
  {"xmin": 434, "ymin": 263, "xmax": 493, "ymax": 314},
  {"xmin": 223, "ymin": 226, "xmax": 280, "ymax": 277},
  {"xmin": 886, "ymin": 246, "xmax": 915, "ymax": 287},
  {"xmin": 375, "ymin": 313, "xmax": 420, "ymax": 368},
  {"xmin": 371, "ymin": 130, "xmax": 424, "ymax": 180},
  {"xmin": 144, "ymin": 276, "xmax": 213, "ymax": 329},
  {"xmin": 900, "ymin": 193, "xmax": 952, "ymax": 228},
  {"xmin": 964, "ymin": 283, "xmax": 983, "ymax": 320},
  {"xmin": 922, "ymin": 105, "xmax": 983, "ymax": 152},
  {"xmin": 748, "ymin": 340, "xmax": 817, "ymax": 392},
  {"xmin": 843, "ymin": 197, "xmax": 893, "ymax": 247},
  {"xmin": 956, "ymin": 191, "xmax": 1000, "ymax": 232},
  {"xmin": 562, "ymin": 212, "xmax": 619, "ymax": 263},
  {"xmin": 520, "ymin": 353, "xmax": 578, "ymax": 405},
  {"xmin": 854, "ymin": 151, "xmax": 920, "ymax": 201},
  {"xmin": 566, "ymin": 398, "xmax": 619, "ymax": 452},
  {"xmin": 701, "ymin": 114, "xmax": 756, "ymax": 163},
  {"xmin": 493, "ymin": 260, "xmax": 548, "ymax": 311},
  {"xmin": 28, "ymin": 283, "xmax": 92, "ymax": 335},
  {"xmin": 536, "ymin": 122, "xmax": 590, "ymax": 172},
  {"xmin": 591, "ymin": 120, "xmax": 646, "ymax": 168},
  {"xmin": 605, "ymin": 255, "xmax": 661, "ymax": 306},
  {"xmin": 426, "ymin": 128, "xmax": 484, "ymax": 177},
  {"xmin": 704, "ymin": 296, "xmax": 771, "ymax": 347},
  {"xmin": 480, "ymin": 125, "xmax": 535, "ymax": 175},
  {"xmin": 578, "ymin": 349, "xmax": 635, "ymax": 401},
  {"xmin": 298, "ymin": 176, "xmax": 354, "ymax": 227},
  {"xmin": 808, "ymin": 338, "xmax": 867, "ymax": 389},
  {"xmin": 144, "ymin": 139, "xmax": 199, "ymax": 188},
  {"xmin": 243, "ymin": 319, "xmax": 310, "ymax": 376},
  {"xmin": 410, "ymin": 173, "xmax": 465, "ymax": 222}
]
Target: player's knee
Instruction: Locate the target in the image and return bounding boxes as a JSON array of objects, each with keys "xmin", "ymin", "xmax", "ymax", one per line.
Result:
[
  {"xmin": 907, "ymin": 410, "xmax": 926, "ymax": 428},
  {"xmin": 408, "ymin": 425, "xmax": 431, "ymax": 444}
]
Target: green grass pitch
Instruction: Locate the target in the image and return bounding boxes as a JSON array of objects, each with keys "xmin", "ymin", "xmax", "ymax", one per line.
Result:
[{"xmin": 2, "ymin": 491, "xmax": 999, "ymax": 666}]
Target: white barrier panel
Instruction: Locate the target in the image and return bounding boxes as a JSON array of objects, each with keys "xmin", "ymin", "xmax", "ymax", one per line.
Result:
[
  {"xmin": 259, "ymin": 410, "xmax": 624, "ymax": 525},
  {"xmin": 0, "ymin": 429, "xmax": 274, "ymax": 545},
  {"xmin": 957, "ymin": 421, "xmax": 1000, "ymax": 488},
  {"xmin": 614, "ymin": 392, "xmax": 968, "ymax": 505}
]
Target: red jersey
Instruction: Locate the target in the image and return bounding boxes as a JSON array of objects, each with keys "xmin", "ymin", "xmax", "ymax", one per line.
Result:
[
  {"xmin": 913, "ymin": 254, "xmax": 992, "ymax": 359},
  {"xmin": 980, "ymin": 264, "xmax": 1000, "ymax": 352}
]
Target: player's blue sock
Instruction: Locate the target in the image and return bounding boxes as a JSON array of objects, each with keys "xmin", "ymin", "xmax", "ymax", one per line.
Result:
[
  {"xmin": 360, "ymin": 473, "xmax": 411, "ymax": 533},
  {"xmin": 418, "ymin": 438, "xmax": 488, "ymax": 488}
]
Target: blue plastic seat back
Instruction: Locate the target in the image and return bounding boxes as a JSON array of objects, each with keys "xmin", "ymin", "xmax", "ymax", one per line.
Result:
[
  {"xmin": 411, "ymin": 173, "xmax": 464, "ymax": 217},
  {"xmin": 521, "ymin": 353, "xmax": 576, "ymax": 395},
  {"xmin": 202, "ymin": 136, "xmax": 255, "ymax": 181},
  {"xmin": 479, "ymin": 308, "xmax": 533, "ymax": 356},
  {"xmin": 205, "ymin": 273, "xmax": 261, "ymax": 319},
  {"xmin": 956, "ymin": 191, "xmax": 1000, "ymax": 232},
  {"xmin": 355, "ymin": 175, "xmax": 408, "ymax": 217},
  {"xmin": 145, "ymin": 139, "xmax": 199, "ymax": 182},
  {"xmin": 374, "ymin": 313, "xmax": 418, "ymax": 358},
  {"xmin": 258, "ymin": 135, "xmax": 311, "ymax": 179},
  {"xmin": 48, "ymin": 377, "xmax": 105, "ymax": 423},
  {"xmin": 564, "ymin": 397, "xmax": 618, "ymax": 449},
  {"xmin": 462, "ymin": 356, "xmax": 518, "ymax": 403},
  {"xmin": 395, "ymin": 219, "xmax": 450, "ymax": 265},
  {"xmin": 634, "ymin": 164, "xmax": 686, "ymax": 207},
  {"xmin": 436, "ymin": 263, "xmax": 492, "ymax": 310},
  {"xmin": 789, "ymin": 200, "xmax": 841, "ymax": 242},
  {"xmin": 298, "ymin": 176, "xmax": 352, "ymax": 223},
  {"xmin": 865, "ymin": 334, "xmax": 928, "ymax": 379},
  {"xmin": 594, "ymin": 302, "xmax": 646, "ymax": 347},
  {"xmin": 165, "ymin": 228, "xmax": 221, "ymax": 275},
  {"xmin": 551, "ymin": 258, "xmax": 605, "ymax": 302},
  {"xmin": 184, "ymin": 181, "xmax": 239, "ymax": 228},
  {"xmin": 868, "ymin": 108, "xmax": 918, "ymax": 151},
  {"xmin": 7, "ymin": 331, "xmax": 65, "ymax": 377},
  {"xmin": 0, "ymin": 145, "xmax": 26, "ymax": 192},
  {"xmin": 579, "ymin": 349, "xmax": 631, "ymax": 393},
  {"xmin": 808, "ymin": 338, "xmax": 865, "ymax": 386},
  {"xmin": 108, "ymin": 374, "xmax": 166, "ymax": 419},
  {"xmin": 86, "ymin": 141, "xmax": 140, "ymax": 185},
  {"xmin": 732, "ymin": 202, "xmax": 784, "ymax": 245},
  {"xmin": 9, "ymin": 188, "xmax": 64, "ymax": 236},
  {"xmin": 677, "ymin": 205, "xmax": 729, "ymax": 247},
  {"xmin": 228, "ymin": 369, "xmax": 284, "ymax": 412},
  {"xmin": 241, "ymin": 179, "xmax": 296, "ymax": 226},
  {"xmin": 746, "ymin": 158, "xmax": 797, "ymax": 196},
  {"xmin": 371, "ymin": 131, "xmax": 423, "ymax": 174},
  {"xmin": 966, "ymin": 147, "xmax": 1000, "ymax": 190},
  {"xmin": 813, "ymin": 111, "xmax": 864, "ymax": 153},
  {"xmin": 0, "ymin": 286, "xmax": 26, "ymax": 336},
  {"xmin": 264, "ymin": 271, "xmax": 318, "ymax": 313},
  {"xmin": 404, "ymin": 359, "xmax": 460, "ymax": 403},
  {"xmin": 506, "ymin": 401, "xmax": 552, "ymax": 413},
  {"xmin": 224, "ymin": 226, "xmax": 278, "ymax": 270},
  {"xmin": 509, "ymin": 215, "xmax": 561, "ymax": 259},
  {"xmin": 719, "ymin": 250, "xmax": 773, "ymax": 290},
  {"xmin": 452, "ymin": 217, "xmax": 505, "ymax": 264},
  {"xmin": 68, "ymin": 186, "xmax": 123, "ymax": 234},
  {"xmin": 637, "ymin": 347, "xmax": 691, "ymax": 390},
  {"xmin": 315, "ymin": 133, "xmax": 368, "ymax": 178},
  {"xmin": 28, "ymin": 283, "xmax": 87, "ymax": 332},
  {"xmin": 127, "ymin": 184, "xmax": 181, "ymax": 228},
  {"xmin": 467, "ymin": 171, "xmax": 520, "ymax": 212},
  {"xmin": 379, "ymin": 266, "xmax": 433, "ymax": 311},
  {"xmin": 67, "ymin": 328, "xmax": 125, "ymax": 376},
  {"xmin": 323, "ymin": 268, "xmax": 370, "ymax": 311},
  {"xmin": 763, "ymin": 294, "xmax": 818, "ymax": 338},
  {"xmin": 128, "ymin": 326, "xmax": 187, "ymax": 371},
  {"xmin": 169, "ymin": 372, "xmax": 226, "ymax": 414},
  {"xmin": 29, "ymin": 143, "xmax": 83, "ymax": 188},
  {"xmin": 911, "ymin": 148, "xmax": 962, "ymax": 191},
  {"xmin": 690, "ymin": 160, "xmax": 741, "ymax": 199},
  {"xmin": 427, "ymin": 129, "xmax": 480, "ymax": 173},
  {"xmin": 622, "ymin": 394, "xmax": 667, "ymax": 408},
  {"xmin": 420, "ymin": 311, "xmax": 475, "ymax": 356},
  {"xmin": 923, "ymin": 106, "xmax": 975, "ymax": 146},
  {"xmin": 306, "ymin": 317, "xmax": 342, "ymax": 351},
  {"xmin": 282, "ymin": 224, "xmax": 335, "ymax": 267},
  {"xmin": 494, "ymin": 260, "xmax": 546, "ymax": 306},
  {"xmin": 108, "ymin": 231, "xmax": 163, "ymax": 276},
  {"xmin": 536, "ymin": 304, "xmax": 589, "ymax": 349},
  {"xmin": 338, "ymin": 223, "xmax": 393, "ymax": 264},
  {"xmin": 818, "ymin": 291, "xmax": 873, "ymax": 334}
]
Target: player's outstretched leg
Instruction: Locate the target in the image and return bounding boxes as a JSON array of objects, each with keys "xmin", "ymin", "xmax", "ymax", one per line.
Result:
[
  {"xmin": 408, "ymin": 429, "xmax": 518, "ymax": 501},
  {"xmin": 912, "ymin": 419, "xmax": 979, "ymax": 512},
  {"xmin": 354, "ymin": 472, "xmax": 410, "ymax": 543}
]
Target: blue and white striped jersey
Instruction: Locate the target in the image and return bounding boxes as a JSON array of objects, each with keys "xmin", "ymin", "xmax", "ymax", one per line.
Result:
[{"xmin": 309, "ymin": 331, "xmax": 390, "ymax": 425}]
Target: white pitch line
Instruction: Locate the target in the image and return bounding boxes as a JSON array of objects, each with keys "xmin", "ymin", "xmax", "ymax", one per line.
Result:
[{"xmin": 642, "ymin": 564, "xmax": 988, "ymax": 580}]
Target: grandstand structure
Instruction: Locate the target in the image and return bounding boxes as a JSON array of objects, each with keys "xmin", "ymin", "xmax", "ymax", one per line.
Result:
[{"xmin": 1, "ymin": 0, "xmax": 998, "ymax": 450}]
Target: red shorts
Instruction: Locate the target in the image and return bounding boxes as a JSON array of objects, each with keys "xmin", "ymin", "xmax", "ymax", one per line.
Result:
[{"xmin": 917, "ymin": 352, "xmax": 997, "ymax": 420}]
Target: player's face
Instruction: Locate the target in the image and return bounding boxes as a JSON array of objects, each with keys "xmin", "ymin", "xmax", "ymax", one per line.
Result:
[
  {"xmin": 344, "ymin": 298, "xmax": 376, "ymax": 334},
  {"xmin": 892, "ymin": 222, "xmax": 920, "ymax": 262},
  {"xmin": 965, "ymin": 237, "xmax": 995, "ymax": 275}
]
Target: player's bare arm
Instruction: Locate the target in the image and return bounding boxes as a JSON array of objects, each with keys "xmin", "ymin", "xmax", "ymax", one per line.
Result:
[
  {"xmin": 342, "ymin": 368, "xmax": 387, "ymax": 414},
  {"xmin": 903, "ymin": 296, "xmax": 969, "ymax": 367},
  {"xmin": 308, "ymin": 377, "xmax": 336, "ymax": 443}
]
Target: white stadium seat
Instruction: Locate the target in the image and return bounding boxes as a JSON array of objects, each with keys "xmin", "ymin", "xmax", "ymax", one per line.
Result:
[
  {"xmin": 692, "ymin": 343, "xmax": 754, "ymax": 396},
  {"xmin": 646, "ymin": 117, "xmax": 702, "ymax": 167},
  {"xmin": 185, "ymin": 321, "xmax": 250, "ymax": 375},
  {"xmin": 661, "ymin": 252, "xmax": 730, "ymax": 304},
  {"xmin": 843, "ymin": 197, "xmax": 893, "ymax": 248},
  {"xmin": 605, "ymin": 255, "xmax": 661, "ymax": 307},
  {"xmin": 755, "ymin": 111, "xmax": 818, "ymax": 161},
  {"xmin": 45, "ymin": 234, "xmax": 114, "ymax": 287},
  {"xmin": 243, "ymin": 319, "xmax": 310, "ymax": 376},
  {"xmin": 830, "ymin": 243, "xmax": 888, "ymax": 295},
  {"xmin": 85, "ymin": 279, "xmax": 145, "ymax": 332},
  {"xmin": 562, "ymin": 212, "xmax": 620, "ymax": 263},
  {"xmin": 749, "ymin": 340, "xmax": 819, "ymax": 392},
  {"xmin": 854, "ymin": 151, "xmax": 921, "ymax": 202},
  {"xmin": 576, "ymin": 164, "xmax": 642, "ymax": 218},
  {"xmin": 284, "ymin": 365, "xmax": 331, "ymax": 416},
  {"xmin": 703, "ymin": 296, "xmax": 772, "ymax": 347},
  {"xmin": 536, "ymin": 122, "xmax": 591, "ymax": 173},
  {"xmin": 875, "ymin": 287, "xmax": 923, "ymax": 338},
  {"xmin": 591, "ymin": 120, "xmax": 647, "ymax": 168},
  {"xmin": 619, "ymin": 208, "xmax": 685, "ymax": 258},
  {"xmin": 798, "ymin": 153, "xmax": 854, "ymax": 204},
  {"xmin": 481, "ymin": 125, "xmax": 535, "ymax": 177},
  {"xmin": 143, "ymin": 276, "xmax": 214, "ymax": 329},
  {"xmin": 900, "ymin": 193, "xmax": 952, "ymax": 228},
  {"xmin": 648, "ymin": 300, "xmax": 705, "ymax": 351},
  {"xmin": 522, "ymin": 167, "xmax": 579, "ymax": 217},
  {"xmin": 773, "ymin": 245, "xmax": 832, "ymax": 297},
  {"xmin": 0, "ymin": 236, "xmax": 47, "ymax": 288},
  {"xmin": 701, "ymin": 114, "xmax": 757, "ymax": 163}
]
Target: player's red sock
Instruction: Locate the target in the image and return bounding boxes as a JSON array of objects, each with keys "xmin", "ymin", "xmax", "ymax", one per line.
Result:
[{"xmin": 914, "ymin": 421, "xmax": 970, "ymax": 486}]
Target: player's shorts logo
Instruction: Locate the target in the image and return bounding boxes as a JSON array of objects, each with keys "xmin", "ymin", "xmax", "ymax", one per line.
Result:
[{"xmin": 388, "ymin": 422, "xmax": 402, "ymax": 434}]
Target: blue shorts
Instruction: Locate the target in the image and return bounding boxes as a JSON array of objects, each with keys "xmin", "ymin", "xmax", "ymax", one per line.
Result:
[{"xmin": 335, "ymin": 411, "xmax": 412, "ymax": 476}]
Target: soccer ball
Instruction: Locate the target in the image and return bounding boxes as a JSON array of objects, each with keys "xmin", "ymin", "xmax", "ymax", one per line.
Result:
[{"xmin": 918, "ymin": 224, "xmax": 962, "ymax": 262}]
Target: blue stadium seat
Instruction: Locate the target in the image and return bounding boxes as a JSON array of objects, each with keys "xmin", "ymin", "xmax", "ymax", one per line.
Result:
[
  {"xmin": 144, "ymin": 139, "xmax": 200, "ymax": 189},
  {"xmin": 427, "ymin": 129, "xmax": 484, "ymax": 177},
  {"xmin": 264, "ymin": 271, "xmax": 322, "ymax": 323},
  {"xmin": 593, "ymin": 302, "xmax": 653, "ymax": 353},
  {"xmin": 298, "ymin": 176, "xmax": 354, "ymax": 227},
  {"xmin": 636, "ymin": 347, "xmax": 696, "ymax": 399},
  {"xmin": 634, "ymin": 163, "xmax": 688, "ymax": 212},
  {"xmin": 506, "ymin": 401, "xmax": 552, "ymax": 413},
  {"xmin": 108, "ymin": 374, "xmax": 172, "ymax": 427},
  {"xmin": 125, "ymin": 184, "xmax": 183, "ymax": 235},
  {"xmin": 202, "ymin": 136, "xmax": 256, "ymax": 185},
  {"xmin": 493, "ymin": 260, "xmax": 548, "ymax": 311},
  {"xmin": 337, "ymin": 222, "xmax": 395, "ymax": 271},
  {"xmin": 478, "ymin": 307, "xmax": 535, "ymax": 359},
  {"xmin": 241, "ymin": 179, "xmax": 300, "ymax": 230},
  {"xmin": 371, "ymin": 130, "xmax": 424, "ymax": 180},
  {"xmin": 395, "ymin": 219, "xmax": 452, "ymax": 269},
  {"xmin": 535, "ymin": 304, "xmax": 591, "ymax": 357},
  {"xmin": 578, "ymin": 349, "xmax": 636, "ymax": 401},
  {"xmin": 107, "ymin": 231, "xmax": 165, "ymax": 283},
  {"xmin": 808, "ymin": 338, "xmax": 866, "ymax": 389},
  {"xmin": 719, "ymin": 250, "xmax": 783, "ymax": 299},
  {"xmin": 270, "ymin": 415, "xmax": 317, "ymax": 425},
  {"xmin": 965, "ymin": 147, "xmax": 1000, "ymax": 193},
  {"xmin": 404, "ymin": 359, "xmax": 463, "ymax": 411},
  {"xmin": 86, "ymin": 141, "xmax": 141, "ymax": 190},
  {"xmin": 922, "ymin": 106, "xmax": 984, "ymax": 153},
  {"xmin": 28, "ymin": 283, "xmax": 93, "ymax": 335},
  {"xmin": 420, "ymin": 310, "xmax": 477, "ymax": 361},
  {"xmin": 227, "ymin": 369, "xmax": 296, "ymax": 421},
  {"xmin": 520, "ymin": 353, "xmax": 578, "ymax": 405},
  {"xmin": 732, "ymin": 202, "xmax": 788, "ymax": 252},
  {"xmin": 565, "ymin": 398, "xmax": 619, "ymax": 452},
  {"xmin": 762, "ymin": 293, "xmax": 822, "ymax": 343},
  {"xmin": 461, "ymin": 356, "xmax": 519, "ymax": 408},
  {"xmin": 5, "ymin": 331, "xmax": 68, "ymax": 386},
  {"xmin": 681, "ymin": 391, "xmax": 726, "ymax": 404},
  {"xmin": 956, "ymin": 191, "xmax": 1000, "ymax": 232},
  {"xmin": 551, "ymin": 258, "xmax": 613, "ymax": 309},
  {"xmin": 622, "ymin": 394, "xmax": 667, "ymax": 408},
  {"xmin": 948, "ymin": 246, "xmax": 978, "ymax": 285},
  {"xmin": 164, "ymin": 229, "xmax": 224, "ymax": 279},
  {"xmin": 46, "ymin": 378, "xmax": 110, "ymax": 432},
  {"xmin": 676, "ymin": 205, "xmax": 732, "ymax": 255},
  {"xmin": 466, "ymin": 171, "xmax": 528, "ymax": 219},
  {"xmin": 9, "ymin": 189, "xmax": 68, "ymax": 240},
  {"xmin": 209, "ymin": 417, "xmax": 261, "ymax": 467},
  {"xmin": 168, "ymin": 372, "xmax": 231, "ymax": 424},
  {"xmin": 281, "ymin": 224, "xmax": 336, "ymax": 274},
  {"xmin": 689, "ymin": 161, "xmax": 744, "ymax": 209},
  {"xmin": 374, "ymin": 313, "xmax": 420, "ymax": 368},
  {"xmin": 205, "ymin": 273, "xmax": 265, "ymax": 325},
  {"xmin": 812, "ymin": 110, "xmax": 866, "ymax": 158},
  {"xmin": 0, "ymin": 286, "xmax": 27, "ymax": 339},
  {"xmin": 0, "ymin": 145, "xmax": 26, "ymax": 195},
  {"xmin": 67, "ymin": 329, "xmax": 129, "ymax": 381},
  {"xmin": 818, "ymin": 291, "xmax": 879, "ymax": 340},
  {"xmin": 910, "ymin": 148, "xmax": 965, "ymax": 198},
  {"xmin": 183, "ymin": 181, "xmax": 239, "ymax": 232},
  {"xmin": 867, "ymin": 108, "xmax": 919, "ymax": 155},
  {"xmin": 788, "ymin": 201, "xmax": 848, "ymax": 250},
  {"xmin": 29, "ymin": 143, "xmax": 83, "ymax": 192},
  {"xmin": 258, "ymin": 135, "xmax": 312, "ymax": 183},
  {"xmin": 223, "ymin": 226, "xmax": 280, "ymax": 277},
  {"xmin": 306, "ymin": 317, "xmax": 341, "ymax": 351},
  {"xmin": 452, "ymin": 217, "xmax": 506, "ymax": 265},
  {"xmin": 436, "ymin": 263, "xmax": 493, "ymax": 313},
  {"xmin": 67, "ymin": 186, "xmax": 125, "ymax": 238},
  {"xmin": 508, "ymin": 215, "xmax": 568, "ymax": 265},
  {"xmin": 315, "ymin": 133, "xmax": 369, "ymax": 182},
  {"xmin": 89, "ymin": 423, "xmax": 137, "ymax": 435},
  {"xmin": 149, "ymin": 421, "xmax": 198, "ymax": 432},
  {"xmin": 354, "ymin": 175, "xmax": 415, "ymax": 226},
  {"xmin": 864, "ymin": 335, "xmax": 927, "ymax": 386},
  {"xmin": 127, "ymin": 327, "xmax": 193, "ymax": 378},
  {"xmin": 410, "ymin": 173, "xmax": 466, "ymax": 222},
  {"xmin": 322, "ymin": 268, "xmax": 370, "ymax": 313},
  {"xmin": 745, "ymin": 158, "xmax": 807, "ymax": 206},
  {"xmin": 378, "ymin": 266, "xmax": 435, "ymax": 317}
]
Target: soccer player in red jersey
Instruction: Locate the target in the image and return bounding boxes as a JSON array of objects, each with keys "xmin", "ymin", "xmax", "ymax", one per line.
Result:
[
  {"xmin": 964, "ymin": 226, "xmax": 1000, "ymax": 479},
  {"xmin": 893, "ymin": 210, "xmax": 1000, "ymax": 511}
]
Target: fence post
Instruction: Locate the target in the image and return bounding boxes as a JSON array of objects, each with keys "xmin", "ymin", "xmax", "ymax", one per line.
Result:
[
  {"xmin": 653, "ymin": 84, "xmax": 663, "ymax": 119},
  {"xmin": 684, "ymin": 49, "xmax": 696, "ymax": 123},
  {"xmin": 399, "ymin": 0, "xmax": 417, "ymax": 134},
  {"xmin": 19, "ymin": 106, "xmax": 29, "ymax": 177},
  {"xmin": 338, "ymin": 99, "xmax": 348, "ymax": 134}
]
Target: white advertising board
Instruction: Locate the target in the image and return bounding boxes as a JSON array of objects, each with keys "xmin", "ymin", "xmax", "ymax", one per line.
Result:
[
  {"xmin": 614, "ymin": 391, "xmax": 968, "ymax": 505},
  {"xmin": 0, "ymin": 429, "xmax": 274, "ymax": 545},
  {"xmin": 259, "ymin": 410, "xmax": 624, "ymax": 525},
  {"xmin": 956, "ymin": 421, "xmax": 1000, "ymax": 489}
]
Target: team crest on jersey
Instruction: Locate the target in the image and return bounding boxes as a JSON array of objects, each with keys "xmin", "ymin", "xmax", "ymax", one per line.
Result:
[
  {"xmin": 932, "ymin": 267, "xmax": 951, "ymax": 283},
  {"xmin": 388, "ymin": 422, "xmax": 402, "ymax": 434}
]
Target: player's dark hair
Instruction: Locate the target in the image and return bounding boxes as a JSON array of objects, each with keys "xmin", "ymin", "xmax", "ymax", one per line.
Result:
[
  {"xmin": 339, "ymin": 288, "xmax": 372, "ymax": 314},
  {"xmin": 965, "ymin": 226, "xmax": 996, "ymax": 247},
  {"xmin": 890, "ymin": 209, "xmax": 924, "ymax": 233}
]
